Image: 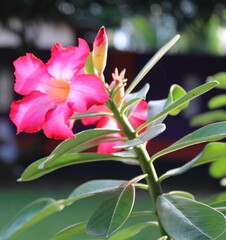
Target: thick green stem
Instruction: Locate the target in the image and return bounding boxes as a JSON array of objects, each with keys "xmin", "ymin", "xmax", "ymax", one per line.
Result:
[{"xmin": 107, "ymin": 100, "xmax": 169, "ymax": 238}]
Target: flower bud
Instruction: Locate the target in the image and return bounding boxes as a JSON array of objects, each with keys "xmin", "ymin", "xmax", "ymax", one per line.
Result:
[{"xmin": 93, "ymin": 26, "xmax": 108, "ymax": 81}]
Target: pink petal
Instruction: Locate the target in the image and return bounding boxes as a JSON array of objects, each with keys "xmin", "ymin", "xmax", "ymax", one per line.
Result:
[
  {"xmin": 46, "ymin": 39, "xmax": 90, "ymax": 80},
  {"xmin": 9, "ymin": 91, "xmax": 54, "ymax": 134},
  {"xmin": 129, "ymin": 100, "xmax": 148, "ymax": 131},
  {"xmin": 44, "ymin": 105, "xmax": 75, "ymax": 140},
  {"xmin": 96, "ymin": 117, "xmax": 123, "ymax": 154},
  {"xmin": 14, "ymin": 54, "xmax": 50, "ymax": 95},
  {"xmin": 81, "ymin": 105, "xmax": 110, "ymax": 126},
  {"xmin": 68, "ymin": 74, "xmax": 109, "ymax": 112}
]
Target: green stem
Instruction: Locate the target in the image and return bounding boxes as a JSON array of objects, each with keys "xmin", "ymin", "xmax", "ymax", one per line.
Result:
[{"xmin": 107, "ymin": 100, "xmax": 169, "ymax": 239}]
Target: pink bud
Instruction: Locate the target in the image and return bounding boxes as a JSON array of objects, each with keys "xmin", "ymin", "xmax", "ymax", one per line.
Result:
[{"xmin": 93, "ymin": 26, "xmax": 108, "ymax": 81}]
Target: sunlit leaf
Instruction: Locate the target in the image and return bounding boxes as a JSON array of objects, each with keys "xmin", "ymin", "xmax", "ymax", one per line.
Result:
[
  {"xmin": 208, "ymin": 95, "xmax": 226, "ymax": 109},
  {"xmin": 157, "ymin": 194, "xmax": 226, "ymax": 240},
  {"xmin": 51, "ymin": 222, "xmax": 87, "ymax": 240},
  {"xmin": 167, "ymin": 84, "xmax": 188, "ymax": 116},
  {"xmin": 115, "ymin": 123, "xmax": 166, "ymax": 149},
  {"xmin": 150, "ymin": 122, "xmax": 226, "ymax": 162},
  {"xmin": 20, "ymin": 153, "xmax": 136, "ymax": 181},
  {"xmin": 168, "ymin": 191, "xmax": 195, "ymax": 200},
  {"xmin": 207, "ymin": 72, "xmax": 226, "ymax": 89},
  {"xmin": 0, "ymin": 198, "xmax": 64, "ymax": 240},
  {"xmin": 159, "ymin": 142, "xmax": 226, "ymax": 181},
  {"xmin": 190, "ymin": 110, "xmax": 226, "ymax": 126},
  {"xmin": 137, "ymin": 81, "xmax": 219, "ymax": 132},
  {"xmin": 122, "ymin": 35, "xmax": 180, "ymax": 102},
  {"xmin": 209, "ymin": 158, "xmax": 226, "ymax": 179}
]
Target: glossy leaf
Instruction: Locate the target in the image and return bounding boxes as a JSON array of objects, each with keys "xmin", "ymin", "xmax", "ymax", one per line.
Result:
[
  {"xmin": 157, "ymin": 194, "xmax": 226, "ymax": 240},
  {"xmin": 85, "ymin": 174, "xmax": 146, "ymax": 238},
  {"xmin": 167, "ymin": 84, "xmax": 188, "ymax": 116},
  {"xmin": 86, "ymin": 183, "xmax": 135, "ymax": 237},
  {"xmin": 108, "ymin": 222, "xmax": 158, "ymax": 240},
  {"xmin": 66, "ymin": 179, "xmax": 125, "ymax": 205},
  {"xmin": 190, "ymin": 110, "xmax": 226, "ymax": 126},
  {"xmin": 51, "ymin": 221, "xmax": 87, "ymax": 240},
  {"xmin": 147, "ymin": 99, "xmax": 167, "ymax": 127},
  {"xmin": 207, "ymin": 72, "xmax": 226, "ymax": 89},
  {"xmin": 115, "ymin": 123, "xmax": 166, "ymax": 149},
  {"xmin": 159, "ymin": 142, "xmax": 226, "ymax": 181},
  {"xmin": 20, "ymin": 153, "xmax": 135, "ymax": 181},
  {"xmin": 150, "ymin": 122, "xmax": 226, "ymax": 162},
  {"xmin": 39, "ymin": 129, "xmax": 121, "ymax": 168},
  {"xmin": 122, "ymin": 34, "xmax": 180, "ymax": 102},
  {"xmin": 0, "ymin": 198, "xmax": 64, "ymax": 240},
  {"xmin": 208, "ymin": 94, "xmax": 226, "ymax": 109},
  {"xmin": 137, "ymin": 81, "xmax": 219, "ymax": 132}
]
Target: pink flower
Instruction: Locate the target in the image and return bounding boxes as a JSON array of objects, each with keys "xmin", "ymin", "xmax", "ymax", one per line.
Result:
[
  {"xmin": 82, "ymin": 100, "xmax": 148, "ymax": 154},
  {"xmin": 10, "ymin": 39, "xmax": 109, "ymax": 140}
]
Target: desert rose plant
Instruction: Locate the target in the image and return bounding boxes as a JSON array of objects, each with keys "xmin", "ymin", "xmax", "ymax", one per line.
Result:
[{"xmin": 1, "ymin": 26, "xmax": 226, "ymax": 240}]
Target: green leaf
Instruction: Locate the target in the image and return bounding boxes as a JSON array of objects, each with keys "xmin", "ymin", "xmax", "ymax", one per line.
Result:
[
  {"xmin": 108, "ymin": 222, "xmax": 158, "ymax": 240},
  {"xmin": 137, "ymin": 81, "xmax": 219, "ymax": 132},
  {"xmin": 146, "ymin": 99, "xmax": 167, "ymax": 127},
  {"xmin": 150, "ymin": 122, "xmax": 226, "ymax": 162},
  {"xmin": 209, "ymin": 158, "xmax": 226, "ymax": 179},
  {"xmin": 159, "ymin": 142, "xmax": 226, "ymax": 181},
  {"xmin": 168, "ymin": 191, "xmax": 195, "ymax": 200},
  {"xmin": 167, "ymin": 84, "xmax": 189, "ymax": 116},
  {"xmin": 85, "ymin": 52, "xmax": 94, "ymax": 74},
  {"xmin": 207, "ymin": 72, "xmax": 226, "ymax": 89},
  {"xmin": 20, "ymin": 153, "xmax": 136, "ymax": 181},
  {"xmin": 209, "ymin": 201, "xmax": 226, "ymax": 215},
  {"xmin": 0, "ymin": 198, "xmax": 64, "ymax": 240},
  {"xmin": 86, "ymin": 183, "xmax": 135, "ymax": 237},
  {"xmin": 190, "ymin": 110, "xmax": 226, "ymax": 126},
  {"xmin": 208, "ymin": 95, "xmax": 226, "ymax": 109},
  {"xmin": 156, "ymin": 194, "xmax": 226, "ymax": 240},
  {"xmin": 122, "ymin": 34, "xmax": 180, "ymax": 102},
  {"xmin": 51, "ymin": 221, "xmax": 87, "ymax": 240},
  {"xmin": 71, "ymin": 111, "xmax": 112, "ymax": 120},
  {"xmin": 66, "ymin": 179, "xmax": 125, "ymax": 205},
  {"xmin": 39, "ymin": 129, "xmax": 121, "ymax": 168},
  {"xmin": 115, "ymin": 123, "xmax": 166, "ymax": 149}
]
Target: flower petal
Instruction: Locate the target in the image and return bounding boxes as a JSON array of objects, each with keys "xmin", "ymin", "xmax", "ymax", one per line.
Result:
[
  {"xmin": 46, "ymin": 39, "xmax": 90, "ymax": 80},
  {"xmin": 68, "ymin": 74, "xmax": 109, "ymax": 112},
  {"xmin": 129, "ymin": 100, "xmax": 148, "ymax": 131},
  {"xmin": 44, "ymin": 105, "xmax": 75, "ymax": 140},
  {"xmin": 96, "ymin": 117, "xmax": 123, "ymax": 154},
  {"xmin": 9, "ymin": 91, "xmax": 54, "ymax": 133},
  {"xmin": 14, "ymin": 54, "xmax": 50, "ymax": 95},
  {"xmin": 81, "ymin": 105, "xmax": 110, "ymax": 125}
]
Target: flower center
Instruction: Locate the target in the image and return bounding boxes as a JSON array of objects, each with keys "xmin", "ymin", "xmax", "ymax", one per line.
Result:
[{"xmin": 47, "ymin": 79, "xmax": 70, "ymax": 104}]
